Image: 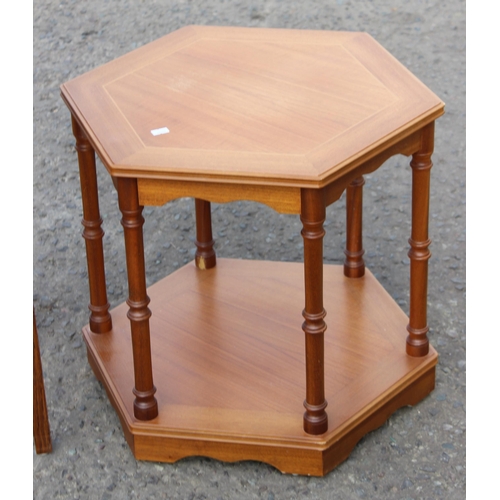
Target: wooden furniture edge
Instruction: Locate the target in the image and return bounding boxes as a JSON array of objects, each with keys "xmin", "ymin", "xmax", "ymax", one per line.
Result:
[
  {"xmin": 321, "ymin": 363, "xmax": 436, "ymax": 475},
  {"xmin": 84, "ymin": 331, "xmax": 137, "ymax": 451},
  {"xmin": 60, "ymin": 89, "xmax": 117, "ymax": 172},
  {"xmin": 325, "ymin": 349, "xmax": 438, "ymax": 443},
  {"xmin": 134, "ymin": 116, "xmax": 441, "ymax": 212},
  {"xmin": 62, "ymin": 85, "xmax": 443, "ymax": 193},
  {"xmin": 138, "ymin": 178, "xmax": 301, "ymax": 214},
  {"xmin": 82, "ymin": 307, "xmax": 438, "ymax": 451},
  {"xmin": 322, "ymin": 107, "xmax": 443, "ymax": 202},
  {"xmin": 128, "ymin": 361, "xmax": 436, "ymax": 476}
]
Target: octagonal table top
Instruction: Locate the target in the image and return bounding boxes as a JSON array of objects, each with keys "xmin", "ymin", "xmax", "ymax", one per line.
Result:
[{"xmin": 61, "ymin": 25, "xmax": 444, "ymax": 188}]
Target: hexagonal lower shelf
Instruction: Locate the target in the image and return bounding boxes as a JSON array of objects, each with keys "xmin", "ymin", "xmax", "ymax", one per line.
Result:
[{"xmin": 83, "ymin": 259, "xmax": 437, "ymax": 476}]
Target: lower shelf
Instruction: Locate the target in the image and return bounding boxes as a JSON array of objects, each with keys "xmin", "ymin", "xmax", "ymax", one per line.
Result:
[{"xmin": 83, "ymin": 258, "xmax": 437, "ymax": 476}]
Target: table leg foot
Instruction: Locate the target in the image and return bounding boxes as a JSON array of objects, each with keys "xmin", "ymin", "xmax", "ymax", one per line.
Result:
[
  {"xmin": 303, "ymin": 400, "xmax": 328, "ymax": 435},
  {"xmin": 133, "ymin": 386, "xmax": 159, "ymax": 420}
]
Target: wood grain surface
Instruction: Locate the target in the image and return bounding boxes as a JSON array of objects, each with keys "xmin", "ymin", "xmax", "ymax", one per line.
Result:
[
  {"xmin": 83, "ymin": 259, "xmax": 437, "ymax": 474},
  {"xmin": 61, "ymin": 26, "xmax": 444, "ymax": 187}
]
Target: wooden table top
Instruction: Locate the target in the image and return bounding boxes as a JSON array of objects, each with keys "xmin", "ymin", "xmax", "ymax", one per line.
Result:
[{"xmin": 61, "ymin": 25, "xmax": 444, "ymax": 188}]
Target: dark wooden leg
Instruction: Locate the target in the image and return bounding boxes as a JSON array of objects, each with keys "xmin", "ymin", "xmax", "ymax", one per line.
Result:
[
  {"xmin": 72, "ymin": 115, "xmax": 112, "ymax": 333},
  {"xmin": 407, "ymin": 123, "xmax": 434, "ymax": 357},
  {"xmin": 194, "ymin": 199, "xmax": 216, "ymax": 270},
  {"xmin": 344, "ymin": 176, "xmax": 365, "ymax": 278},
  {"xmin": 33, "ymin": 310, "xmax": 52, "ymax": 454},
  {"xmin": 117, "ymin": 177, "xmax": 158, "ymax": 420},
  {"xmin": 301, "ymin": 188, "xmax": 328, "ymax": 435}
]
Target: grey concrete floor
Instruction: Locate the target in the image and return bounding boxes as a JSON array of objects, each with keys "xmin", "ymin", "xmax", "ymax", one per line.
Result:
[{"xmin": 33, "ymin": 1, "xmax": 465, "ymax": 498}]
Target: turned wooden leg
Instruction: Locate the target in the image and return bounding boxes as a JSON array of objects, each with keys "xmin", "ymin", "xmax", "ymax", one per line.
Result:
[
  {"xmin": 194, "ymin": 199, "xmax": 216, "ymax": 270},
  {"xmin": 117, "ymin": 177, "xmax": 158, "ymax": 420},
  {"xmin": 33, "ymin": 310, "xmax": 52, "ymax": 454},
  {"xmin": 72, "ymin": 115, "xmax": 112, "ymax": 333},
  {"xmin": 301, "ymin": 188, "xmax": 328, "ymax": 435},
  {"xmin": 344, "ymin": 176, "xmax": 365, "ymax": 278},
  {"xmin": 407, "ymin": 123, "xmax": 434, "ymax": 357}
]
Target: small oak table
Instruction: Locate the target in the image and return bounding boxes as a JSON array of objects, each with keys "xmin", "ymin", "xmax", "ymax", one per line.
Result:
[{"xmin": 61, "ymin": 26, "xmax": 444, "ymax": 476}]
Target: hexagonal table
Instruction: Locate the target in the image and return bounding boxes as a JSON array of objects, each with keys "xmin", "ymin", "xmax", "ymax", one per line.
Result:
[{"xmin": 61, "ymin": 26, "xmax": 444, "ymax": 476}]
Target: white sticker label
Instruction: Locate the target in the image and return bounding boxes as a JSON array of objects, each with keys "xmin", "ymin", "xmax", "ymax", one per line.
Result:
[{"xmin": 151, "ymin": 127, "xmax": 170, "ymax": 136}]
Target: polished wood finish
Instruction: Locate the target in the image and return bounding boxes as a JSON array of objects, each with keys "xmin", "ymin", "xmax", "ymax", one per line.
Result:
[
  {"xmin": 82, "ymin": 259, "xmax": 438, "ymax": 476},
  {"xmin": 194, "ymin": 199, "xmax": 216, "ymax": 270},
  {"xmin": 33, "ymin": 311, "xmax": 52, "ymax": 454},
  {"xmin": 300, "ymin": 189, "xmax": 328, "ymax": 434},
  {"xmin": 61, "ymin": 25, "xmax": 444, "ymax": 474},
  {"xmin": 72, "ymin": 116, "xmax": 112, "ymax": 333},
  {"xmin": 117, "ymin": 177, "xmax": 158, "ymax": 420},
  {"xmin": 60, "ymin": 26, "xmax": 443, "ymax": 188},
  {"xmin": 323, "ymin": 129, "xmax": 423, "ymax": 207},
  {"xmin": 138, "ymin": 178, "xmax": 302, "ymax": 214},
  {"xmin": 406, "ymin": 122, "xmax": 434, "ymax": 356},
  {"xmin": 344, "ymin": 176, "xmax": 366, "ymax": 278}
]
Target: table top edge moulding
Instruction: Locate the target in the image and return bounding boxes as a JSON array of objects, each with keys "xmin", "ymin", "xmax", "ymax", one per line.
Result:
[{"xmin": 61, "ymin": 24, "xmax": 443, "ymax": 476}]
